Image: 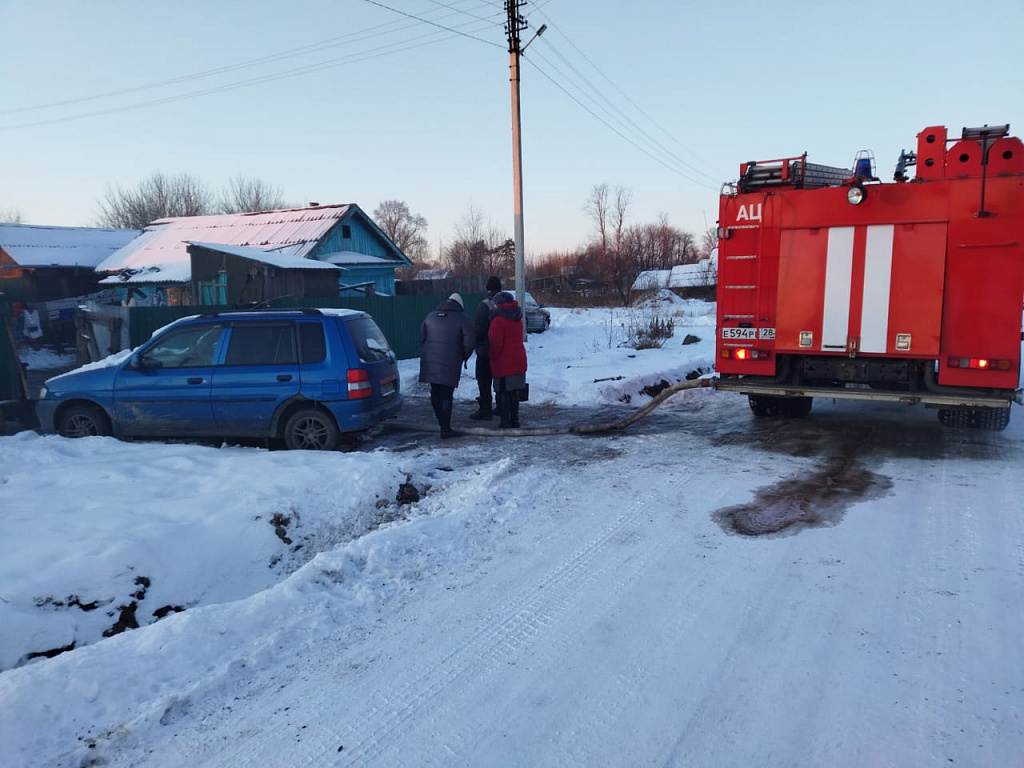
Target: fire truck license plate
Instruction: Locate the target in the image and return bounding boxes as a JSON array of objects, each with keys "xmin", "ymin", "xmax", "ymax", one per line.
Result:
[
  {"xmin": 721, "ymin": 327, "xmax": 776, "ymax": 340},
  {"xmin": 722, "ymin": 327, "xmax": 757, "ymax": 339}
]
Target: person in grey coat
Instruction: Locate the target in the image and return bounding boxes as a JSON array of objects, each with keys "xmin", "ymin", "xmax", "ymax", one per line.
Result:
[{"xmin": 419, "ymin": 293, "xmax": 475, "ymax": 438}]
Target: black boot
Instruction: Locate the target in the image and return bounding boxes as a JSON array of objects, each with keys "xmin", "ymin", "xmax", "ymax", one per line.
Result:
[
  {"xmin": 508, "ymin": 393, "xmax": 520, "ymax": 429},
  {"xmin": 498, "ymin": 392, "xmax": 511, "ymax": 428},
  {"xmin": 439, "ymin": 397, "xmax": 462, "ymax": 439},
  {"xmin": 469, "ymin": 396, "xmax": 492, "ymax": 420}
]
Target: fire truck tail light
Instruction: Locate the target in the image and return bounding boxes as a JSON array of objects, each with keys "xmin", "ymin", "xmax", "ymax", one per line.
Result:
[
  {"xmin": 722, "ymin": 348, "xmax": 771, "ymax": 361},
  {"xmin": 947, "ymin": 357, "xmax": 1011, "ymax": 370}
]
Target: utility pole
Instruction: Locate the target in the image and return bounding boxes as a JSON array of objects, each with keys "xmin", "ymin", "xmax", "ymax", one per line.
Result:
[{"xmin": 504, "ymin": 0, "xmax": 544, "ymax": 339}]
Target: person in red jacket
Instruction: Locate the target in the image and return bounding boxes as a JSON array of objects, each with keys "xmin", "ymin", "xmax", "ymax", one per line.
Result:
[{"xmin": 487, "ymin": 291, "xmax": 528, "ymax": 428}]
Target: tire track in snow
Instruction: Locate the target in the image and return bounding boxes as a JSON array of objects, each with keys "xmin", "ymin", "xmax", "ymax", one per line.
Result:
[
  {"xmin": 336, "ymin": 465, "xmax": 700, "ymax": 768},
  {"xmin": 199, "ymin": 456, "xmax": 701, "ymax": 768}
]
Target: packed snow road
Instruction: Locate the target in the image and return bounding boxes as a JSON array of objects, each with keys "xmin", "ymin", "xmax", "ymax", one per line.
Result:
[{"xmin": 19, "ymin": 390, "xmax": 1016, "ymax": 768}]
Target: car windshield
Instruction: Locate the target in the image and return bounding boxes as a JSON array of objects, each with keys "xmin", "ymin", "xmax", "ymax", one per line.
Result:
[{"xmin": 523, "ymin": 292, "xmax": 539, "ymax": 308}]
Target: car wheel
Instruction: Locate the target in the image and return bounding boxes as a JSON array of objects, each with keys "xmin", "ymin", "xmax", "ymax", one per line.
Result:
[
  {"xmin": 58, "ymin": 404, "xmax": 112, "ymax": 438},
  {"xmin": 283, "ymin": 408, "xmax": 341, "ymax": 451}
]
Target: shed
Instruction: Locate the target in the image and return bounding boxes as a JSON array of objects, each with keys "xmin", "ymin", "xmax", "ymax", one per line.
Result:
[
  {"xmin": 0, "ymin": 223, "xmax": 140, "ymax": 302},
  {"xmin": 187, "ymin": 242, "xmax": 340, "ymax": 305}
]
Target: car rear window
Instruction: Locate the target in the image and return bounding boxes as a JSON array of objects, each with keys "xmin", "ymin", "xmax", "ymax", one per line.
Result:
[
  {"xmin": 298, "ymin": 322, "xmax": 327, "ymax": 364},
  {"xmin": 345, "ymin": 316, "xmax": 392, "ymax": 363},
  {"xmin": 224, "ymin": 323, "xmax": 297, "ymax": 366}
]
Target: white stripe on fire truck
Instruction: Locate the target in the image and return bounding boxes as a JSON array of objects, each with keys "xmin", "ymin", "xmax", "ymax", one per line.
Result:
[
  {"xmin": 859, "ymin": 225, "xmax": 895, "ymax": 353},
  {"xmin": 821, "ymin": 227, "xmax": 855, "ymax": 349}
]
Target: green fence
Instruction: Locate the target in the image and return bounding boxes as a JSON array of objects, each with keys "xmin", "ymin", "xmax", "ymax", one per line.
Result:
[
  {"xmin": 0, "ymin": 302, "xmax": 21, "ymax": 401},
  {"xmin": 128, "ymin": 295, "xmax": 485, "ymax": 361}
]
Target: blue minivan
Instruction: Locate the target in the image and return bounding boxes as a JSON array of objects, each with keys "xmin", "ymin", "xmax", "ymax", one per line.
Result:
[{"xmin": 35, "ymin": 308, "xmax": 402, "ymax": 450}]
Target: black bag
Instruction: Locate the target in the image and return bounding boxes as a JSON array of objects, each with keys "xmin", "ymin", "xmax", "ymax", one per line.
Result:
[{"xmin": 519, "ymin": 383, "xmax": 529, "ymax": 402}]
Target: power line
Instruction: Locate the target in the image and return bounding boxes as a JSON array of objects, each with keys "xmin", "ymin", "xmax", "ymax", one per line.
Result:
[
  {"xmin": 1, "ymin": 1, "xmax": 503, "ymax": 119},
  {"xmin": 529, "ymin": 45, "xmax": 720, "ymax": 187},
  {"xmin": 0, "ymin": 8, "xmax": 503, "ymax": 132},
  {"xmin": 361, "ymin": 0, "xmax": 503, "ymax": 47},
  {"xmin": 531, "ymin": 7, "xmax": 724, "ymax": 180},
  {"xmin": 525, "ymin": 57, "xmax": 717, "ymax": 189}
]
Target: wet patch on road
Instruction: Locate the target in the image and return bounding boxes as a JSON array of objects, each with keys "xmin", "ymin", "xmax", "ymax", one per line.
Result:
[{"xmin": 713, "ymin": 455, "xmax": 893, "ymax": 537}]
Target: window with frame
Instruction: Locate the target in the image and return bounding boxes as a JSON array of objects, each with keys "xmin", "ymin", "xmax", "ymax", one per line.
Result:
[
  {"xmin": 224, "ymin": 323, "xmax": 297, "ymax": 366},
  {"xmin": 145, "ymin": 324, "xmax": 225, "ymax": 368},
  {"xmin": 297, "ymin": 322, "xmax": 327, "ymax": 364}
]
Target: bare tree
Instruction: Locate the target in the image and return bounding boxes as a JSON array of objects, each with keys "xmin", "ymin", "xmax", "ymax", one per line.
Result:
[
  {"xmin": 612, "ymin": 185, "xmax": 632, "ymax": 256},
  {"xmin": 96, "ymin": 172, "xmax": 214, "ymax": 229},
  {"xmin": 700, "ymin": 226, "xmax": 718, "ymax": 260},
  {"xmin": 218, "ymin": 175, "xmax": 289, "ymax": 214},
  {"xmin": 443, "ymin": 205, "xmax": 509, "ymax": 276},
  {"xmin": 372, "ymin": 199, "xmax": 429, "ymax": 260},
  {"xmin": 583, "ymin": 183, "xmax": 609, "ymax": 256},
  {"xmin": 0, "ymin": 207, "xmax": 24, "ymax": 224}
]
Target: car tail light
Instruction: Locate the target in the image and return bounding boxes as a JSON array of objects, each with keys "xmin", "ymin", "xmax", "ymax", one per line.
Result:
[
  {"xmin": 948, "ymin": 357, "xmax": 1012, "ymax": 370},
  {"xmin": 347, "ymin": 369, "xmax": 372, "ymax": 399},
  {"xmin": 721, "ymin": 348, "xmax": 771, "ymax": 361}
]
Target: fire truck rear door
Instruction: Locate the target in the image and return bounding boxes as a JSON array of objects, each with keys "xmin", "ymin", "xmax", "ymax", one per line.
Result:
[{"xmin": 775, "ymin": 223, "xmax": 946, "ymax": 356}]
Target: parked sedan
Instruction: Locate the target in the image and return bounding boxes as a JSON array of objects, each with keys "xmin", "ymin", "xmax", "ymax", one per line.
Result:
[{"xmin": 523, "ymin": 292, "xmax": 551, "ymax": 333}]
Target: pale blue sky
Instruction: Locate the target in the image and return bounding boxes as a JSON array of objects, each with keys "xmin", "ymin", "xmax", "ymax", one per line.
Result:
[{"xmin": 1, "ymin": 0, "xmax": 1021, "ymax": 258}]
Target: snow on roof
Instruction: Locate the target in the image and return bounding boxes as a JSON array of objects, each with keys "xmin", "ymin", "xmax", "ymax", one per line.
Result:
[
  {"xmin": 186, "ymin": 242, "xmax": 340, "ymax": 271},
  {"xmin": 94, "ymin": 205, "xmax": 353, "ymax": 275},
  {"xmin": 0, "ymin": 223, "xmax": 141, "ymax": 268},
  {"xmin": 97, "ymin": 262, "xmax": 193, "ymax": 286},
  {"xmin": 316, "ymin": 250, "xmax": 394, "ymax": 266},
  {"xmin": 632, "ymin": 270, "xmax": 670, "ymax": 291}
]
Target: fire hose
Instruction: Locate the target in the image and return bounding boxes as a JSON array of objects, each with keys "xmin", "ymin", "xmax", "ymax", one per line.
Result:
[{"xmin": 391, "ymin": 377, "xmax": 712, "ymax": 438}]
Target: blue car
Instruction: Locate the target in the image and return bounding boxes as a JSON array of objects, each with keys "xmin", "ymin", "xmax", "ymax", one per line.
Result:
[{"xmin": 36, "ymin": 308, "xmax": 403, "ymax": 450}]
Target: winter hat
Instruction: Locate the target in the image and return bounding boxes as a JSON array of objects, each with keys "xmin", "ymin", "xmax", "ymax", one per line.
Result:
[
  {"xmin": 493, "ymin": 291, "xmax": 514, "ymax": 305},
  {"xmin": 486, "ymin": 275, "xmax": 502, "ymax": 292},
  {"xmin": 448, "ymin": 292, "xmax": 464, "ymax": 308}
]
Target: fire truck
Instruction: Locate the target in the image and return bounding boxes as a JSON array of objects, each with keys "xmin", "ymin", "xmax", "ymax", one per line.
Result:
[{"xmin": 715, "ymin": 123, "xmax": 1024, "ymax": 430}]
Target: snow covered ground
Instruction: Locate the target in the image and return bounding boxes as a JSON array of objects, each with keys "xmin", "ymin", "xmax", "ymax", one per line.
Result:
[{"xmin": 2, "ymin": 294, "xmax": 1022, "ymax": 767}]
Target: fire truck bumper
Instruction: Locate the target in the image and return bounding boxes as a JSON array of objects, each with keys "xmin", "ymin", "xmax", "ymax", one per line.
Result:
[{"xmin": 713, "ymin": 379, "xmax": 1018, "ymax": 410}]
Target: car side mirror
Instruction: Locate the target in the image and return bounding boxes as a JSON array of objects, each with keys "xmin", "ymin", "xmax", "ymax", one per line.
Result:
[{"xmin": 132, "ymin": 353, "xmax": 162, "ymax": 371}]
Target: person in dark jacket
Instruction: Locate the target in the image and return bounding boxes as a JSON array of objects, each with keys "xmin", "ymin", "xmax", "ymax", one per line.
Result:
[
  {"xmin": 488, "ymin": 291, "xmax": 528, "ymax": 429},
  {"xmin": 419, "ymin": 293, "xmax": 475, "ymax": 438},
  {"xmin": 470, "ymin": 275, "xmax": 503, "ymax": 420}
]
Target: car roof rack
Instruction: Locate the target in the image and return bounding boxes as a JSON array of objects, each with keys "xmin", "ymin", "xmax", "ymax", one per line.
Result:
[{"xmin": 196, "ymin": 307, "xmax": 324, "ymax": 318}]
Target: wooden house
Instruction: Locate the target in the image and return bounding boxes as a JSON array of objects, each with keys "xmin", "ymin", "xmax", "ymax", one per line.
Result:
[{"xmin": 95, "ymin": 204, "xmax": 412, "ymax": 305}]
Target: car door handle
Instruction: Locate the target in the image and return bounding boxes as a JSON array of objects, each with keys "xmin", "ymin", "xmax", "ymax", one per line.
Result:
[
  {"xmin": 187, "ymin": 377, "xmax": 205, "ymax": 385},
  {"xmin": 277, "ymin": 374, "xmax": 293, "ymax": 382}
]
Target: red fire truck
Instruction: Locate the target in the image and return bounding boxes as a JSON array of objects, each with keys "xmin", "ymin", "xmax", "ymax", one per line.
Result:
[{"xmin": 715, "ymin": 123, "xmax": 1024, "ymax": 430}]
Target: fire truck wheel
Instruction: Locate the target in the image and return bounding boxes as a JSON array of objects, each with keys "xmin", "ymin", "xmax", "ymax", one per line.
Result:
[
  {"xmin": 749, "ymin": 395, "xmax": 813, "ymax": 418},
  {"xmin": 975, "ymin": 406, "xmax": 1011, "ymax": 432},
  {"xmin": 781, "ymin": 397, "xmax": 813, "ymax": 418}
]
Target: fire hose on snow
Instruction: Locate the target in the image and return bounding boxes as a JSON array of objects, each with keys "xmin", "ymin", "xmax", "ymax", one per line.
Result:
[{"xmin": 392, "ymin": 377, "xmax": 712, "ymax": 438}]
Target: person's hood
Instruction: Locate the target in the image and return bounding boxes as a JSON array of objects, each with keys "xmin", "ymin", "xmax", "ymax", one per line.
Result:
[
  {"xmin": 494, "ymin": 303, "xmax": 522, "ymax": 322},
  {"xmin": 435, "ymin": 298, "xmax": 465, "ymax": 314}
]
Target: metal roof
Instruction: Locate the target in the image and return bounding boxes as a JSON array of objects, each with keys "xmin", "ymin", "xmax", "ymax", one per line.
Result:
[
  {"xmin": 317, "ymin": 250, "xmax": 395, "ymax": 266},
  {"xmin": 186, "ymin": 242, "xmax": 340, "ymax": 271},
  {"xmin": 0, "ymin": 223, "xmax": 141, "ymax": 268},
  {"xmin": 95, "ymin": 205, "xmax": 354, "ymax": 275}
]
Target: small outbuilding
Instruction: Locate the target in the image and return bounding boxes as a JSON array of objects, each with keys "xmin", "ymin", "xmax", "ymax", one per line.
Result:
[{"xmin": 0, "ymin": 223, "xmax": 140, "ymax": 302}]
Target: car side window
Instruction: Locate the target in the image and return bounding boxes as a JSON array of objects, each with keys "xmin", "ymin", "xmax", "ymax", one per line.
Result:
[
  {"xmin": 224, "ymin": 323, "xmax": 297, "ymax": 366},
  {"xmin": 146, "ymin": 324, "xmax": 225, "ymax": 368},
  {"xmin": 297, "ymin": 322, "xmax": 327, "ymax": 364}
]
